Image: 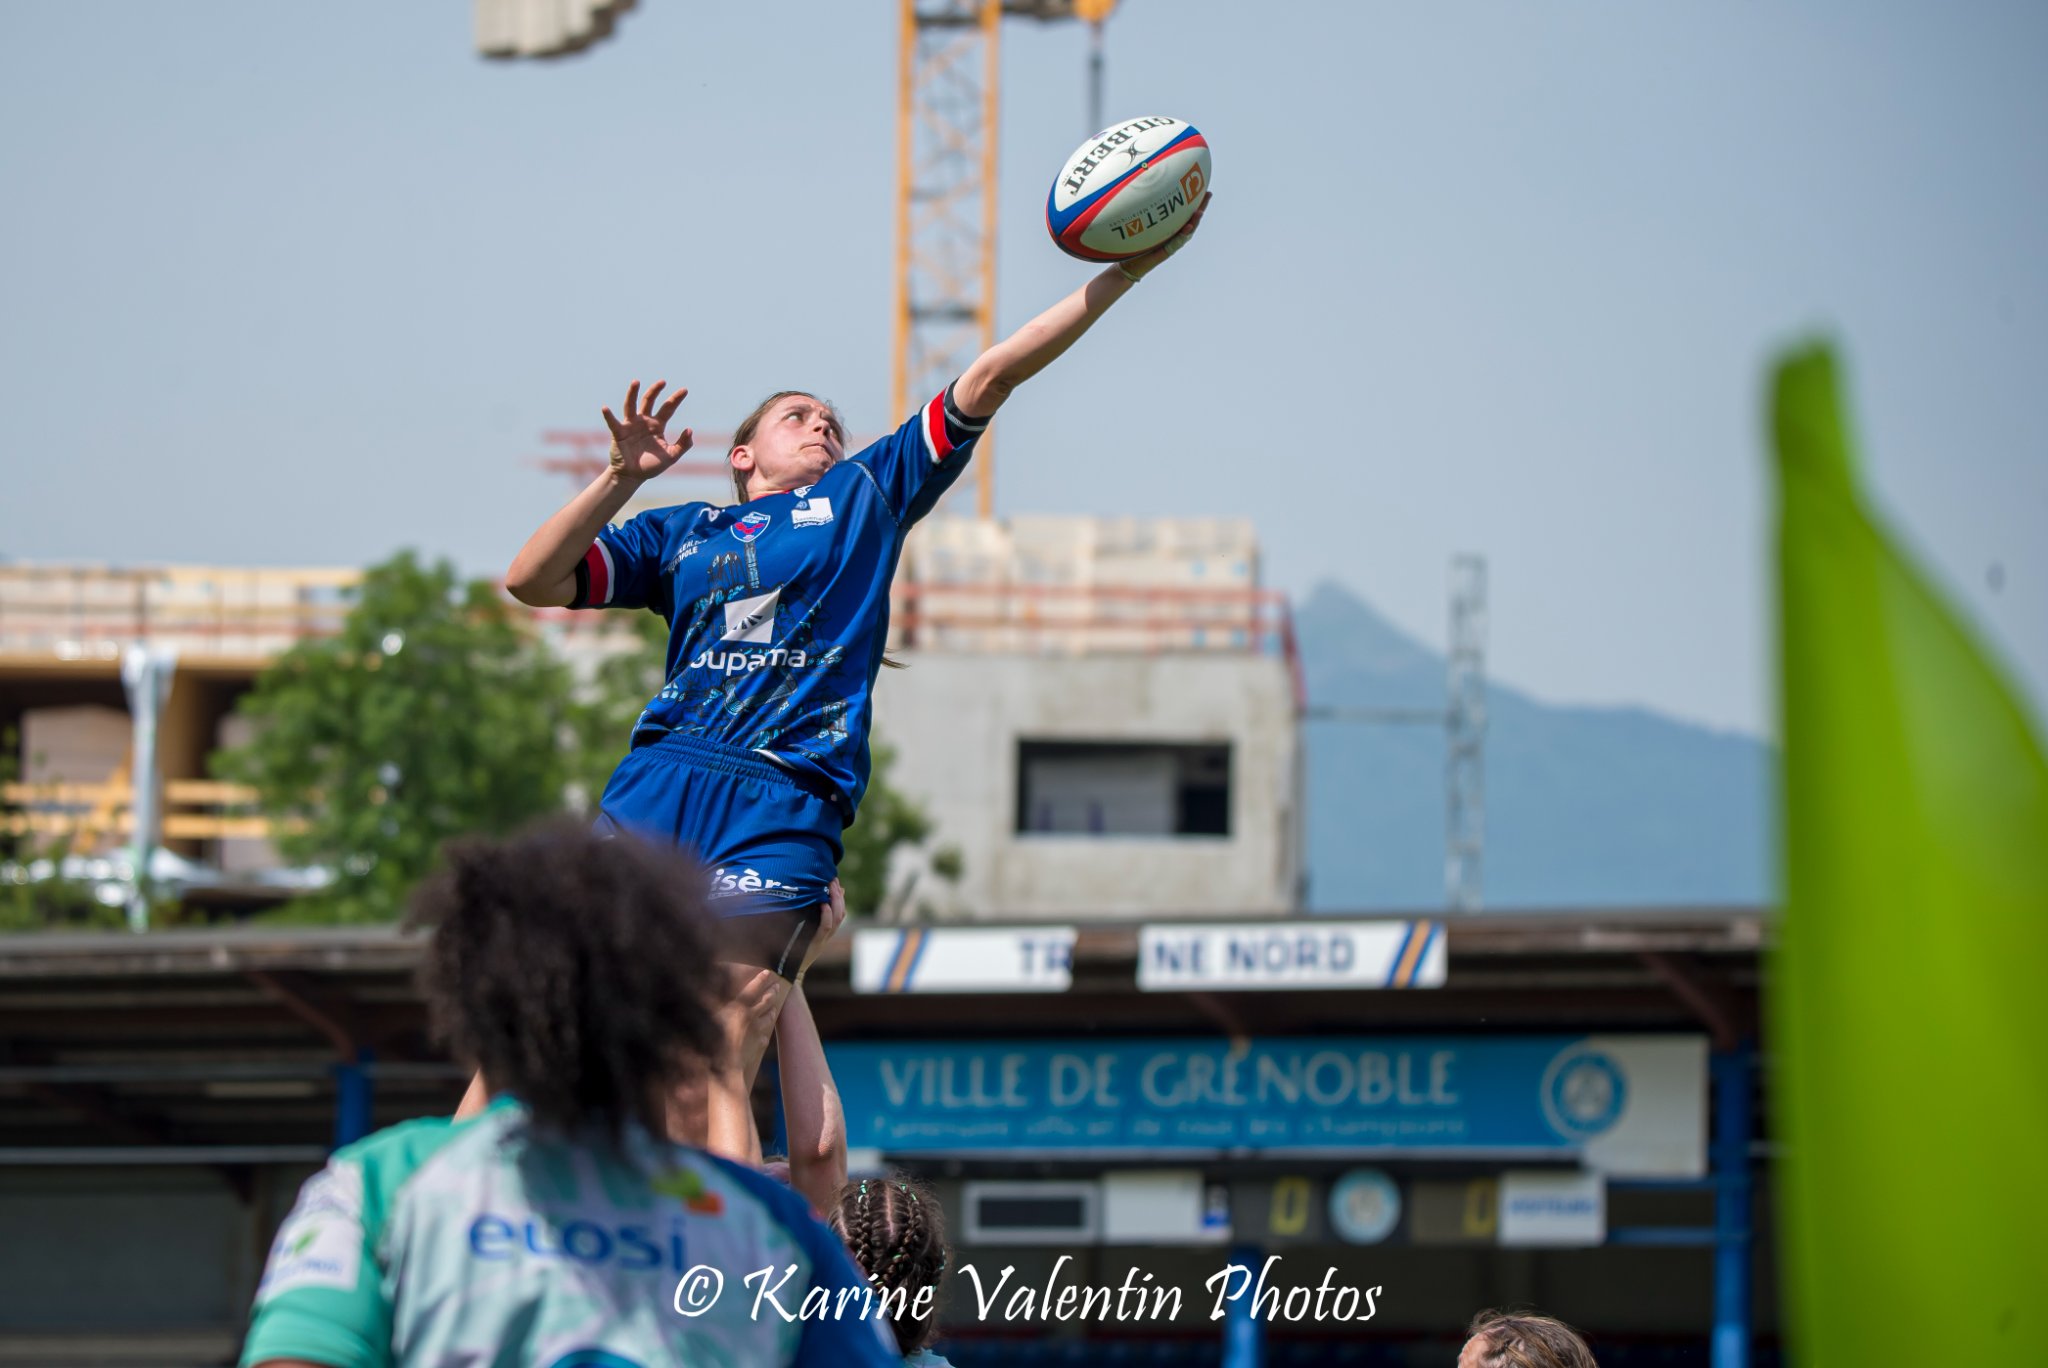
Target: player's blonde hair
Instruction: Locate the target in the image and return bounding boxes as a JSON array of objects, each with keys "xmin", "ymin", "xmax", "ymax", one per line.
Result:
[
  {"xmin": 1463, "ymin": 1310, "xmax": 1599, "ymax": 1368},
  {"xmin": 728, "ymin": 390, "xmax": 843, "ymax": 503}
]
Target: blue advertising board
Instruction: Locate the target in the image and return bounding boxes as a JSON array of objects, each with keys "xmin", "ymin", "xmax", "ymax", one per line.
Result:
[{"xmin": 829, "ymin": 1035, "xmax": 1707, "ymax": 1177}]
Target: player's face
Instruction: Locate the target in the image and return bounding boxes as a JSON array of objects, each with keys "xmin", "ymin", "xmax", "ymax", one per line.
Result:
[{"xmin": 735, "ymin": 394, "xmax": 843, "ymax": 497}]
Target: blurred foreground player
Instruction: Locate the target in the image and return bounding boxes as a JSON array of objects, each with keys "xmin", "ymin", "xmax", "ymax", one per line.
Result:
[
  {"xmin": 240, "ymin": 822, "xmax": 898, "ymax": 1368},
  {"xmin": 501, "ymin": 196, "xmax": 1213, "ymax": 1014}
]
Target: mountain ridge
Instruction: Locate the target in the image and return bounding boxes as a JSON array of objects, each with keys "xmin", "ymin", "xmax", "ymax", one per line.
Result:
[{"xmin": 1297, "ymin": 580, "xmax": 1772, "ymax": 910}]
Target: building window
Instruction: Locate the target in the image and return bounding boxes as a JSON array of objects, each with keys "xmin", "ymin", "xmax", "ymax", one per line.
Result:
[{"xmin": 1016, "ymin": 741, "xmax": 1231, "ymax": 837}]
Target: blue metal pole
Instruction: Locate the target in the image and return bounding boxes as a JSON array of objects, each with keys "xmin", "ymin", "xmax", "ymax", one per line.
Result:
[
  {"xmin": 1711, "ymin": 1045, "xmax": 1754, "ymax": 1368},
  {"xmin": 1221, "ymin": 1242, "xmax": 1265, "ymax": 1368},
  {"xmin": 332, "ymin": 1048, "xmax": 374, "ymax": 1150}
]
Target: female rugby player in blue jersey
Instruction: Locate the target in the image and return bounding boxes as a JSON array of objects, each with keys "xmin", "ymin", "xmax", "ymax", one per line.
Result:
[{"xmin": 503, "ymin": 198, "xmax": 1210, "ymax": 1012}]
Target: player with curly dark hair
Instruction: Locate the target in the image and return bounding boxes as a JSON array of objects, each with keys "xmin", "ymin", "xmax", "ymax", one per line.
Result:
[
  {"xmin": 828, "ymin": 1175, "xmax": 953, "ymax": 1366},
  {"xmin": 418, "ymin": 819, "xmax": 721, "ymax": 1142},
  {"xmin": 240, "ymin": 820, "xmax": 900, "ymax": 1368}
]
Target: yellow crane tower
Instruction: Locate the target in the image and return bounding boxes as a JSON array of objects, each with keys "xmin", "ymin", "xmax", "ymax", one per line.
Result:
[
  {"xmin": 477, "ymin": 0, "xmax": 1120, "ymax": 516},
  {"xmin": 894, "ymin": 0, "xmax": 1118, "ymax": 518}
]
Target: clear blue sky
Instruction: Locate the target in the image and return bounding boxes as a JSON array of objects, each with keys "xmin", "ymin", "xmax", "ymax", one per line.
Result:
[{"xmin": 3, "ymin": 1, "xmax": 2043, "ymax": 736}]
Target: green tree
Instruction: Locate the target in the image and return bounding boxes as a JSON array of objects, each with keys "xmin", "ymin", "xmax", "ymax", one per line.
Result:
[
  {"xmin": 566, "ymin": 609, "xmax": 670, "ymax": 810},
  {"xmin": 215, "ymin": 551, "xmax": 577, "ymax": 922},
  {"xmin": 838, "ymin": 741, "xmax": 961, "ymax": 920}
]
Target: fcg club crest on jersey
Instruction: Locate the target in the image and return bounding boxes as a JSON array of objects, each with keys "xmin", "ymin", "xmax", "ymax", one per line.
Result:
[{"xmin": 731, "ymin": 510, "xmax": 771, "ymax": 543}]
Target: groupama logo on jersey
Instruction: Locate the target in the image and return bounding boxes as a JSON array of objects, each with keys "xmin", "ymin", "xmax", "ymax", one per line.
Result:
[
  {"xmin": 731, "ymin": 510, "xmax": 772, "ymax": 543},
  {"xmin": 689, "ymin": 647, "xmax": 813, "ymax": 675}
]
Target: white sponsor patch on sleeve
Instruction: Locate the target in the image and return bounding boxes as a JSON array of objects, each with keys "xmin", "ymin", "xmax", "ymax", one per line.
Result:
[{"xmin": 258, "ymin": 1159, "xmax": 366, "ymax": 1299}]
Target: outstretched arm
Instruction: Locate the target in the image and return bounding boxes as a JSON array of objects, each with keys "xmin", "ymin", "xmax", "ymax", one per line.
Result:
[
  {"xmin": 505, "ymin": 380, "xmax": 693, "ymax": 606},
  {"xmin": 776, "ymin": 982, "xmax": 845, "ymax": 1213},
  {"xmin": 953, "ymin": 193, "xmax": 1210, "ymax": 419}
]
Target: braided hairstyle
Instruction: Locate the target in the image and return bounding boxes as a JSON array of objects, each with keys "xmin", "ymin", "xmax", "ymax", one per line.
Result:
[
  {"xmin": 827, "ymin": 1174, "xmax": 949, "ymax": 1355},
  {"xmin": 413, "ymin": 819, "xmax": 722, "ymax": 1147}
]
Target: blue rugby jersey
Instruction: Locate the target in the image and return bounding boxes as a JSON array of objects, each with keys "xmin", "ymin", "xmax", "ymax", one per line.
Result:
[{"xmin": 570, "ymin": 386, "xmax": 985, "ymax": 820}]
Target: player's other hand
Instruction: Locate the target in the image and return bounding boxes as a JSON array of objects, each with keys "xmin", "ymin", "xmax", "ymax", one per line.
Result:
[
  {"xmin": 1121, "ymin": 191, "xmax": 1211, "ymax": 282},
  {"xmin": 601, "ymin": 379, "xmax": 694, "ymax": 484}
]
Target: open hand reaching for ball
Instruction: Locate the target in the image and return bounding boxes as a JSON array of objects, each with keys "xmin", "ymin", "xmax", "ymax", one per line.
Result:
[
  {"xmin": 1119, "ymin": 191, "xmax": 1212, "ymax": 283},
  {"xmin": 601, "ymin": 379, "xmax": 694, "ymax": 484}
]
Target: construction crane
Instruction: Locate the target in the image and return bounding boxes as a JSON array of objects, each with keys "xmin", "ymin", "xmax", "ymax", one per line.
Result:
[
  {"xmin": 894, "ymin": 0, "xmax": 1119, "ymax": 518},
  {"xmin": 475, "ymin": 0, "xmax": 1121, "ymax": 515}
]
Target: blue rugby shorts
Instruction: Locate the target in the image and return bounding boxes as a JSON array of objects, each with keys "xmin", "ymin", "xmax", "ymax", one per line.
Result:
[{"xmin": 593, "ymin": 731, "xmax": 844, "ymax": 979}]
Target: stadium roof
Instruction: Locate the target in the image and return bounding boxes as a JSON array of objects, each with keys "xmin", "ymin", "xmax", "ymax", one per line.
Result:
[{"xmin": 0, "ymin": 908, "xmax": 1766, "ymax": 1162}]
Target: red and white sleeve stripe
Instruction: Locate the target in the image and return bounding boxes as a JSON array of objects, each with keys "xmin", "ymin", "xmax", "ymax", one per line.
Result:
[
  {"xmin": 917, "ymin": 392, "xmax": 955, "ymax": 464},
  {"xmin": 581, "ymin": 539, "xmax": 617, "ymax": 607},
  {"xmin": 917, "ymin": 384, "xmax": 991, "ymax": 464}
]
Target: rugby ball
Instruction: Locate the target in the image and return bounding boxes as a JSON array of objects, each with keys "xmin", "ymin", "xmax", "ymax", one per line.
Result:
[{"xmin": 1046, "ymin": 115, "xmax": 1210, "ymax": 262}]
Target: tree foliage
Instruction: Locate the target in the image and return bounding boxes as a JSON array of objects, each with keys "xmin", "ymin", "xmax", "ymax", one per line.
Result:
[
  {"xmin": 836, "ymin": 741, "xmax": 929, "ymax": 919},
  {"xmin": 567, "ymin": 609, "xmax": 670, "ymax": 810},
  {"xmin": 216, "ymin": 552, "xmax": 577, "ymax": 922},
  {"xmin": 838, "ymin": 741, "xmax": 962, "ymax": 921}
]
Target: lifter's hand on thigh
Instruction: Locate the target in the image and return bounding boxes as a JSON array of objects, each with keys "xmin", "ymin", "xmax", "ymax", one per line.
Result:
[{"xmin": 794, "ymin": 879, "xmax": 847, "ymax": 984}]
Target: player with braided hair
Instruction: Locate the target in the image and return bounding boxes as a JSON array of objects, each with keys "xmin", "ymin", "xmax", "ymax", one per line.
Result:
[{"xmin": 827, "ymin": 1175, "xmax": 954, "ymax": 1365}]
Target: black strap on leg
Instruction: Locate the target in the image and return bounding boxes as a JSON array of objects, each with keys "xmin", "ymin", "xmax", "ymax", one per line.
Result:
[{"xmin": 768, "ymin": 912, "xmax": 818, "ymax": 983}]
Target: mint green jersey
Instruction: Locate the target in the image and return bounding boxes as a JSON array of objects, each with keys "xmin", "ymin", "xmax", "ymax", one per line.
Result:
[{"xmin": 241, "ymin": 1099, "xmax": 899, "ymax": 1368}]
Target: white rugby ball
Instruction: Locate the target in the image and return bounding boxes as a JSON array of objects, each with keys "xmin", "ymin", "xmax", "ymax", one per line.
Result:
[{"xmin": 1045, "ymin": 115, "xmax": 1210, "ymax": 262}]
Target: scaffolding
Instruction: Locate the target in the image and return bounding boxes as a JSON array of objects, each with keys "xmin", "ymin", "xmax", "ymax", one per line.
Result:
[{"xmin": 1446, "ymin": 554, "xmax": 1488, "ymax": 913}]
